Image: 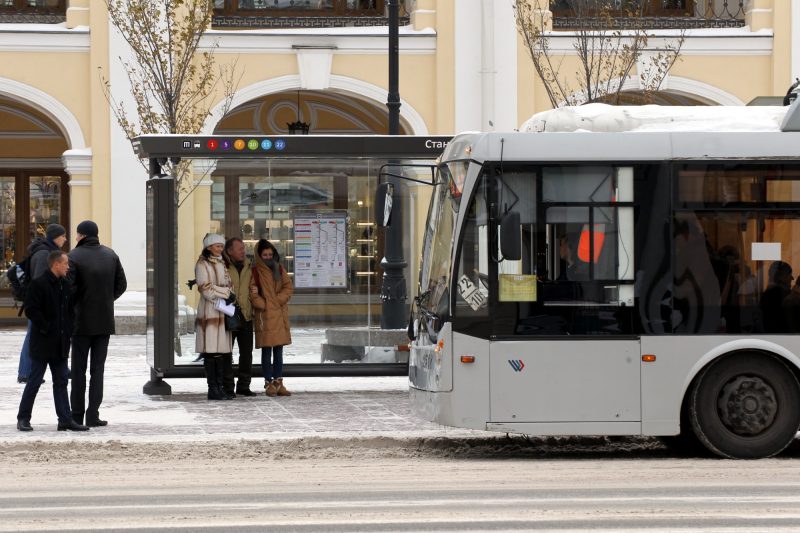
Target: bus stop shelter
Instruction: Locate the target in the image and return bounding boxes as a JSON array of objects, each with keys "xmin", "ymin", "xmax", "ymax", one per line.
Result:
[{"xmin": 132, "ymin": 135, "xmax": 449, "ymax": 394}]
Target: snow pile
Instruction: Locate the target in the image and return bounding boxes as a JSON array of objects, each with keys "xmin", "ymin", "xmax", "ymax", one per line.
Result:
[{"xmin": 521, "ymin": 103, "xmax": 789, "ymax": 133}]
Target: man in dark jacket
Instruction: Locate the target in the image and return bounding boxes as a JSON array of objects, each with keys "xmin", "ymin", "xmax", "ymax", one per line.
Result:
[
  {"xmin": 68, "ymin": 220, "xmax": 127, "ymax": 427},
  {"xmin": 16, "ymin": 250, "xmax": 89, "ymax": 432},
  {"xmin": 17, "ymin": 223, "xmax": 67, "ymax": 384}
]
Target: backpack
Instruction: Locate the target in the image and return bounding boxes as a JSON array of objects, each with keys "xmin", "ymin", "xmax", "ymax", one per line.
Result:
[{"xmin": 6, "ymin": 256, "xmax": 31, "ymax": 310}]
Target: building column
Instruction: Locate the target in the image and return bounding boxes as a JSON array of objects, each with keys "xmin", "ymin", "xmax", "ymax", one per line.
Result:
[
  {"xmin": 410, "ymin": 0, "xmax": 436, "ymax": 29},
  {"xmin": 66, "ymin": 0, "xmax": 90, "ymax": 29},
  {"xmin": 62, "ymin": 149, "xmax": 92, "ymax": 242},
  {"xmin": 179, "ymin": 161, "xmax": 215, "ymax": 307},
  {"xmin": 792, "ymin": 0, "xmax": 800, "ymax": 82},
  {"xmin": 746, "ymin": 0, "xmax": 773, "ymax": 32}
]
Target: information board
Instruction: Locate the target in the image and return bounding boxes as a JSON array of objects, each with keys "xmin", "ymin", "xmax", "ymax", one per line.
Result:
[{"xmin": 293, "ymin": 211, "xmax": 348, "ymax": 288}]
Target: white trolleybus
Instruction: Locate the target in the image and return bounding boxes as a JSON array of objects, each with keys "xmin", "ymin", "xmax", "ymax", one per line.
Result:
[{"xmin": 386, "ymin": 102, "xmax": 800, "ymax": 459}]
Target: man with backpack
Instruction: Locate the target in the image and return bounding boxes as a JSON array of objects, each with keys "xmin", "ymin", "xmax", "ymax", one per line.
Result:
[{"xmin": 13, "ymin": 224, "xmax": 67, "ymax": 384}]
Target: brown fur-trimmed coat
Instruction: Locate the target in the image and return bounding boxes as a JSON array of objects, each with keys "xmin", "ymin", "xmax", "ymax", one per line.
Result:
[
  {"xmin": 249, "ymin": 255, "xmax": 293, "ymax": 348},
  {"xmin": 195, "ymin": 255, "xmax": 233, "ymax": 354}
]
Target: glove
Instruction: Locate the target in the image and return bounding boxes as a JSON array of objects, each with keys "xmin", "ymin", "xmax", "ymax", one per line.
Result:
[{"xmin": 225, "ymin": 293, "xmax": 237, "ymax": 305}]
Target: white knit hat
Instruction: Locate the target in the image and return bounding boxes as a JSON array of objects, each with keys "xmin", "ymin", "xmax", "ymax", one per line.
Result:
[{"xmin": 202, "ymin": 233, "xmax": 225, "ymax": 249}]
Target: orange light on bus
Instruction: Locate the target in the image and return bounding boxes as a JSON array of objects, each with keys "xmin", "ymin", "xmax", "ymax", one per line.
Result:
[
  {"xmin": 642, "ymin": 354, "xmax": 657, "ymax": 362},
  {"xmin": 435, "ymin": 339, "xmax": 445, "ymax": 353},
  {"xmin": 460, "ymin": 355, "xmax": 475, "ymax": 364}
]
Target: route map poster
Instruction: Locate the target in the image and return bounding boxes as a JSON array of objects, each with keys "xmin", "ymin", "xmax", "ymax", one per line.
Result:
[{"xmin": 293, "ymin": 211, "xmax": 348, "ymax": 288}]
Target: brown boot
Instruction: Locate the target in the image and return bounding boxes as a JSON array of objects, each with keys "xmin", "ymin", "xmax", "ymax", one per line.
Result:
[
  {"xmin": 264, "ymin": 380, "xmax": 277, "ymax": 397},
  {"xmin": 275, "ymin": 378, "xmax": 291, "ymax": 397}
]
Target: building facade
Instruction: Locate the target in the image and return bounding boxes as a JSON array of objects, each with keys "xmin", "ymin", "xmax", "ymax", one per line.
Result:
[{"xmin": 0, "ymin": 0, "xmax": 799, "ymax": 325}]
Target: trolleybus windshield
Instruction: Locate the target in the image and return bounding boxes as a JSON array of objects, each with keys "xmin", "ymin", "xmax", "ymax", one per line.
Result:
[{"xmin": 418, "ymin": 161, "xmax": 467, "ymax": 331}]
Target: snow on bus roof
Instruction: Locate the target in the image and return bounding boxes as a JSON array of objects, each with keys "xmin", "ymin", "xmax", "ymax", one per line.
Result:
[{"xmin": 520, "ymin": 103, "xmax": 789, "ymax": 134}]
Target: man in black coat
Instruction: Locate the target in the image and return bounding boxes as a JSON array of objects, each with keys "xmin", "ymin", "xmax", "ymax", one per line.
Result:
[
  {"xmin": 17, "ymin": 251, "xmax": 89, "ymax": 432},
  {"xmin": 17, "ymin": 223, "xmax": 67, "ymax": 384},
  {"xmin": 68, "ymin": 220, "xmax": 127, "ymax": 427}
]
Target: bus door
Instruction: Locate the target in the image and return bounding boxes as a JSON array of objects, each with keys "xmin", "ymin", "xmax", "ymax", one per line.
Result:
[{"xmin": 487, "ymin": 165, "xmax": 641, "ymax": 426}]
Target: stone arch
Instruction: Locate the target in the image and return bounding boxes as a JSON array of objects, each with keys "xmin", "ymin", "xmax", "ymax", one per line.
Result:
[
  {"xmin": 204, "ymin": 75, "xmax": 430, "ymax": 135},
  {"xmin": 561, "ymin": 76, "xmax": 746, "ymax": 107},
  {"xmin": 617, "ymin": 76, "xmax": 746, "ymax": 106},
  {"xmin": 0, "ymin": 77, "xmax": 86, "ymax": 149}
]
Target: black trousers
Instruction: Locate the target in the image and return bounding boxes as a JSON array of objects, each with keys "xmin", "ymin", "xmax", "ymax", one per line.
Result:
[
  {"xmin": 70, "ymin": 334, "xmax": 109, "ymax": 422},
  {"xmin": 17, "ymin": 357, "xmax": 71, "ymax": 423},
  {"xmin": 232, "ymin": 320, "xmax": 254, "ymax": 391}
]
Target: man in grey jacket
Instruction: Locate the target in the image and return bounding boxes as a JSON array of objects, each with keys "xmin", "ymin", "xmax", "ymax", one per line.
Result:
[{"xmin": 68, "ymin": 220, "xmax": 127, "ymax": 427}]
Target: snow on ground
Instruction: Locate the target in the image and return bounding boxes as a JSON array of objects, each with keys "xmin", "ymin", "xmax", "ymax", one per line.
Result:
[{"xmin": 0, "ymin": 328, "xmax": 490, "ymax": 448}]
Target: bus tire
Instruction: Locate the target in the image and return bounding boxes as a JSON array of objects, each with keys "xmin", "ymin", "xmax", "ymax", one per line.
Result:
[
  {"xmin": 689, "ymin": 353, "xmax": 800, "ymax": 459},
  {"xmin": 658, "ymin": 402, "xmax": 709, "ymax": 456}
]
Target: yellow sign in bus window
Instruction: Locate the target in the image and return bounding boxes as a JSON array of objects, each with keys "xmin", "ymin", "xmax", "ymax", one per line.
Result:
[{"xmin": 499, "ymin": 274, "xmax": 537, "ymax": 302}]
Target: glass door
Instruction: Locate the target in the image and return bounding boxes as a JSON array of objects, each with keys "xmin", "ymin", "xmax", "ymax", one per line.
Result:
[{"xmin": 0, "ymin": 171, "xmax": 69, "ymax": 304}]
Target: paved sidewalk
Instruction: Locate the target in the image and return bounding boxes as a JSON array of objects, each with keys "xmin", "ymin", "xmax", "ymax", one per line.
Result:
[{"xmin": 0, "ymin": 329, "xmax": 486, "ymax": 443}]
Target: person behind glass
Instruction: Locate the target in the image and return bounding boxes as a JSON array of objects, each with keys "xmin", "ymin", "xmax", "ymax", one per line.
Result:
[
  {"xmin": 223, "ymin": 237, "xmax": 256, "ymax": 397},
  {"xmin": 760, "ymin": 260, "xmax": 793, "ymax": 333},
  {"xmin": 16, "ymin": 251, "xmax": 89, "ymax": 432},
  {"xmin": 782, "ymin": 276, "xmax": 800, "ymax": 332},
  {"xmin": 17, "ymin": 223, "xmax": 67, "ymax": 384},
  {"xmin": 250, "ymin": 239, "xmax": 293, "ymax": 397},
  {"xmin": 195, "ymin": 233, "xmax": 234, "ymax": 401}
]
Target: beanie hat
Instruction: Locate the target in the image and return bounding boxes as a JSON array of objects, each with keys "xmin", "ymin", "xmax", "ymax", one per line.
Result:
[
  {"xmin": 203, "ymin": 233, "xmax": 225, "ymax": 249},
  {"xmin": 45, "ymin": 224, "xmax": 66, "ymax": 241},
  {"xmin": 76, "ymin": 220, "xmax": 99, "ymax": 237}
]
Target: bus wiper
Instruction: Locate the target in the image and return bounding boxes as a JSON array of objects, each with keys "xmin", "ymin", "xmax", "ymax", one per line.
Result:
[
  {"xmin": 414, "ymin": 289, "xmax": 431, "ymax": 306},
  {"xmin": 414, "ymin": 289, "xmax": 440, "ymax": 321}
]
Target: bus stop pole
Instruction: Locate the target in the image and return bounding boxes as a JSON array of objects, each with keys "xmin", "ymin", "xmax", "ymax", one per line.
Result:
[
  {"xmin": 380, "ymin": 0, "xmax": 407, "ymax": 329},
  {"xmin": 142, "ymin": 157, "xmax": 173, "ymax": 395}
]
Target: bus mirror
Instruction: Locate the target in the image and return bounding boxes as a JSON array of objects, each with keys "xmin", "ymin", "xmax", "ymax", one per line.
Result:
[
  {"xmin": 500, "ymin": 212, "xmax": 521, "ymax": 261},
  {"xmin": 375, "ymin": 182, "xmax": 394, "ymax": 227}
]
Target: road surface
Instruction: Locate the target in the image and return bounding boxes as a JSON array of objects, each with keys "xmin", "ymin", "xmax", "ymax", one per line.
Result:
[{"xmin": 2, "ymin": 437, "xmax": 800, "ymax": 531}]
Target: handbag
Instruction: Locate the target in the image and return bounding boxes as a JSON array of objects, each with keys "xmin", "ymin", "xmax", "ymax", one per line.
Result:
[{"xmin": 224, "ymin": 304, "xmax": 244, "ymax": 332}]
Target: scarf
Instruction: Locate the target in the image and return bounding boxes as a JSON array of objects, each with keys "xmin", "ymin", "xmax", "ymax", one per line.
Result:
[{"xmin": 264, "ymin": 259, "xmax": 281, "ymax": 281}]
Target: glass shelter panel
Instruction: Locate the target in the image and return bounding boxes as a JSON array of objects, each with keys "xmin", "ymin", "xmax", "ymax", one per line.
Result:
[{"xmin": 174, "ymin": 157, "xmax": 421, "ymax": 369}]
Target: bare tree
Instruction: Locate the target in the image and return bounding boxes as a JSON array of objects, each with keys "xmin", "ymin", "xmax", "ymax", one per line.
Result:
[
  {"xmin": 514, "ymin": 0, "xmax": 684, "ymax": 107},
  {"xmin": 102, "ymin": 0, "xmax": 240, "ymax": 206}
]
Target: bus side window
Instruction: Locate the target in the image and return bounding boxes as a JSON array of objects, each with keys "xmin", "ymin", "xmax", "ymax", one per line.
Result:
[{"xmin": 495, "ymin": 171, "xmax": 536, "ymax": 304}]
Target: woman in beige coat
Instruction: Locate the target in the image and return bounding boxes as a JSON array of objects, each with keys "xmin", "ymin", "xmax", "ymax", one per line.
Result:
[
  {"xmin": 249, "ymin": 239, "xmax": 294, "ymax": 397},
  {"xmin": 195, "ymin": 233, "xmax": 233, "ymax": 401}
]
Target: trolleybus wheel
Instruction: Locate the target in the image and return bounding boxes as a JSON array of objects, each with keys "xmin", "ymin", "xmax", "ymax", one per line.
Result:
[
  {"xmin": 689, "ymin": 353, "xmax": 800, "ymax": 459},
  {"xmin": 658, "ymin": 398, "xmax": 709, "ymax": 456}
]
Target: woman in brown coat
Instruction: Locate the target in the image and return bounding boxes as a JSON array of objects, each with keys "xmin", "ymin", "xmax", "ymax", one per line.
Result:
[
  {"xmin": 249, "ymin": 239, "xmax": 294, "ymax": 397},
  {"xmin": 195, "ymin": 233, "xmax": 234, "ymax": 401}
]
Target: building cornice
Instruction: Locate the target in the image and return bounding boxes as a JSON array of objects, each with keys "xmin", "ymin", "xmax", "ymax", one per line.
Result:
[
  {"xmin": 0, "ymin": 24, "xmax": 89, "ymax": 52},
  {"xmin": 200, "ymin": 27, "xmax": 436, "ymax": 55},
  {"xmin": 62, "ymin": 148, "xmax": 92, "ymax": 176},
  {"xmin": 542, "ymin": 28, "xmax": 773, "ymax": 56},
  {"xmin": 0, "ymin": 157, "xmax": 62, "ymax": 169}
]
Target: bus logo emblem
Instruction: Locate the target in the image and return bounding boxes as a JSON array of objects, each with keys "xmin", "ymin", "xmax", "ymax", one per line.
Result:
[{"xmin": 508, "ymin": 360, "xmax": 525, "ymax": 372}]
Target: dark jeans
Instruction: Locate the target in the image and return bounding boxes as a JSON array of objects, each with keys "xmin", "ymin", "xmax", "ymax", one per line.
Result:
[
  {"xmin": 261, "ymin": 345, "xmax": 284, "ymax": 382},
  {"xmin": 233, "ymin": 321, "xmax": 254, "ymax": 391},
  {"xmin": 17, "ymin": 357, "xmax": 71, "ymax": 423},
  {"xmin": 17, "ymin": 320, "xmax": 32, "ymax": 380},
  {"xmin": 70, "ymin": 334, "xmax": 109, "ymax": 422}
]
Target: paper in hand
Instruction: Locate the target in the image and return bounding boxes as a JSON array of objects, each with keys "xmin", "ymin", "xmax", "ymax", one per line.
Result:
[{"xmin": 214, "ymin": 299, "xmax": 236, "ymax": 317}]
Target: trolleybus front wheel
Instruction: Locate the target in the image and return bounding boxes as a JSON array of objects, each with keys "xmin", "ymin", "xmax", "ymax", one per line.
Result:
[{"xmin": 689, "ymin": 353, "xmax": 800, "ymax": 459}]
